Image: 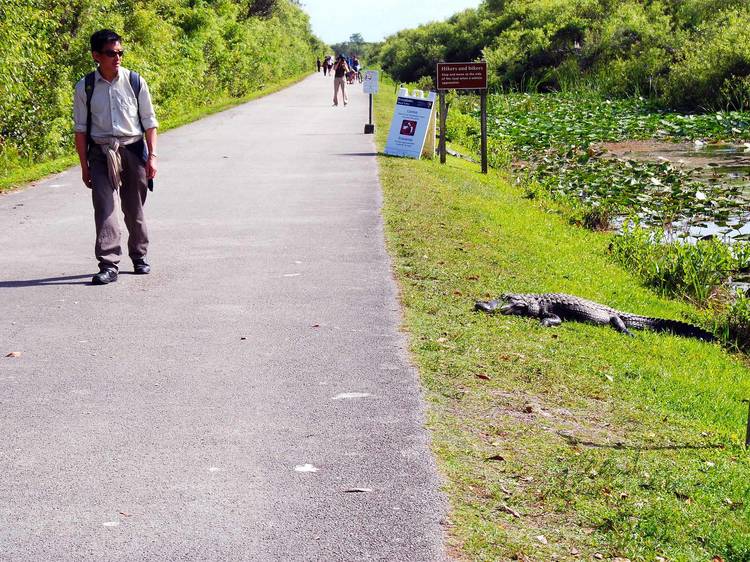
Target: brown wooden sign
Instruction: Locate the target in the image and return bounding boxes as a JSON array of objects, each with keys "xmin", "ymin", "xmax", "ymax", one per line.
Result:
[{"xmin": 436, "ymin": 62, "xmax": 487, "ymax": 90}]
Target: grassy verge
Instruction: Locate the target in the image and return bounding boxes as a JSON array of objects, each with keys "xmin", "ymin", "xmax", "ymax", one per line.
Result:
[
  {"xmin": 446, "ymin": 93, "xmax": 750, "ymax": 351},
  {"xmin": 0, "ymin": 72, "xmax": 312, "ymax": 194},
  {"xmin": 374, "ymin": 87, "xmax": 750, "ymax": 560}
]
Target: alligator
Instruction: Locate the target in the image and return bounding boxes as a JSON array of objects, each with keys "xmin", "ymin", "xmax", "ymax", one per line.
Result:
[{"xmin": 474, "ymin": 292, "xmax": 715, "ymax": 341}]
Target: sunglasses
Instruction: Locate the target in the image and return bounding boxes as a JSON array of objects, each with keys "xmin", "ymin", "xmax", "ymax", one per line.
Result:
[{"xmin": 101, "ymin": 49, "xmax": 125, "ymax": 58}]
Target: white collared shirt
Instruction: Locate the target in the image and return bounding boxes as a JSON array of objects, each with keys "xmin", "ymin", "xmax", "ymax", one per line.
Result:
[{"xmin": 73, "ymin": 67, "xmax": 159, "ymax": 140}]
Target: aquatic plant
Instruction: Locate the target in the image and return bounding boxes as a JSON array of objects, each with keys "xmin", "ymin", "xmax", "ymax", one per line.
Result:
[
  {"xmin": 609, "ymin": 224, "xmax": 750, "ymax": 348},
  {"xmin": 450, "ymin": 92, "xmax": 750, "ymax": 231}
]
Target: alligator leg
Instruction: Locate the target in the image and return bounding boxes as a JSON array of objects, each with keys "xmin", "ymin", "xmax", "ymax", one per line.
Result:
[
  {"xmin": 609, "ymin": 315, "xmax": 634, "ymax": 336},
  {"xmin": 540, "ymin": 314, "xmax": 562, "ymax": 327}
]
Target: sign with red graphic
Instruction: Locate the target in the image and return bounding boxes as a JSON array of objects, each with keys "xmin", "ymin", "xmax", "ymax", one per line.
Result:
[
  {"xmin": 384, "ymin": 91, "xmax": 436, "ymax": 159},
  {"xmin": 400, "ymin": 120, "xmax": 417, "ymax": 136},
  {"xmin": 436, "ymin": 62, "xmax": 487, "ymax": 90}
]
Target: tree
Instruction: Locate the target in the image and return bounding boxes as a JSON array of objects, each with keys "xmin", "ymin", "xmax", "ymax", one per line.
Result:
[{"xmin": 247, "ymin": 0, "xmax": 277, "ymax": 18}]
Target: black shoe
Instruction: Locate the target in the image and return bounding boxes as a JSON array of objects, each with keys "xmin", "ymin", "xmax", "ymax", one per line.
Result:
[
  {"xmin": 92, "ymin": 268, "xmax": 118, "ymax": 285},
  {"xmin": 133, "ymin": 259, "xmax": 151, "ymax": 275}
]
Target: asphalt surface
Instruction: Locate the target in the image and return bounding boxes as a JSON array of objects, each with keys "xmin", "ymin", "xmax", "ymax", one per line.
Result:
[{"xmin": 0, "ymin": 74, "xmax": 448, "ymax": 560}]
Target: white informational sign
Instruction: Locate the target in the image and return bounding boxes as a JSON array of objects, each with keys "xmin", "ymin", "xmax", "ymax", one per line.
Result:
[
  {"xmin": 362, "ymin": 70, "xmax": 379, "ymax": 94},
  {"xmin": 384, "ymin": 90, "xmax": 436, "ymax": 159}
]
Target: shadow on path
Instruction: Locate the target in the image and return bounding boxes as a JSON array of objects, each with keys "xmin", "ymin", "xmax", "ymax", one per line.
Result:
[
  {"xmin": 0, "ymin": 274, "xmax": 92, "ymax": 288},
  {"xmin": 336, "ymin": 152, "xmax": 378, "ymax": 157},
  {"xmin": 299, "ymin": 133, "xmax": 361, "ymax": 136}
]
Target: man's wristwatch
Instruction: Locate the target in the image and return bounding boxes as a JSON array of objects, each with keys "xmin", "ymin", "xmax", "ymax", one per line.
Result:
[{"xmin": 148, "ymin": 153, "xmax": 157, "ymax": 159}]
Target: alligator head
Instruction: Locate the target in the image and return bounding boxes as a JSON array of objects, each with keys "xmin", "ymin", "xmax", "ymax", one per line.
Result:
[
  {"xmin": 498, "ymin": 293, "xmax": 540, "ymax": 317},
  {"xmin": 475, "ymin": 294, "xmax": 542, "ymax": 316}
]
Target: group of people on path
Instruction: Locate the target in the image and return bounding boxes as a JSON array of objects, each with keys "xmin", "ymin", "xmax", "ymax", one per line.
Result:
[{"xmin": 316, "ymin": 54, "xmax": 361, "ymax": 107}]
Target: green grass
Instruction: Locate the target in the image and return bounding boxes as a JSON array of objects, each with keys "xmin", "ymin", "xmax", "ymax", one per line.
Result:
[
  {"xmin": 0, "ymin": 72, "xmax": 311, "ymax": 194},
  {"xmin": 446, "ymin": 89, "xmax": 750, "ymax": 351},
  {"xmin": 374, "ymin": 86, "xmax": 750, "ymax": 560}
]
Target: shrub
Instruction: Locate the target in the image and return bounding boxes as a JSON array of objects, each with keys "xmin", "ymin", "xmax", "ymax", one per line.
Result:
[
  {"xmin": 609, "ymin": 224, "xmax": 740, "ymax": 304},
  {"xmin": 445, "ymin": 109, "xmax": 479, "ymax": 144},
  {"xmin": 444, "ymin": 106, "xmax": 512, "ymax": 168},
  {"xmin": 376, "ymin": 0, "xmax": 750, "ymax": 112},
  {"xmin": 0, "ymin": 0, "xmax": 324, "ymax": 182},
  {"xmin": 665, "ymin": 10, "xmax": 750, "ymax": 110},
  {"xmin": 608, "ymin": 224, "xmax": 750, "ymax": 348}
]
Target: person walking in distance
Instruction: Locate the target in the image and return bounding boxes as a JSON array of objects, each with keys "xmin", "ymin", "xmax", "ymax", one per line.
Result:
[
  {"xmin": 316, "ymin": 57, "xmax": 321, "ymax": 73},
  {"xmin": 73, "ymin": 29, "xmax": 159, "ymax": 285},
  {"xmin": 323, "ymin": 55, "xmax": 331, "ymax": 76},
  {"xmin": 332, "ymin": 55, "xmax": 350, "ymax": 106}
]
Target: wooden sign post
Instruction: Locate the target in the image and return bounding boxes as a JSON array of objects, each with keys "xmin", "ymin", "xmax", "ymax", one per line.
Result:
[
  {"xmin": 436, "ymin": 61, "xmax": 488, "ymax": 173},
  {"xmin": 439, "ymin": 92, "xmax": 447, "ymax": 164}
]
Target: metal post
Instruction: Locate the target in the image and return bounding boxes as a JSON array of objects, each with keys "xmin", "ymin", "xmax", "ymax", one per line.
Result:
[
  {"xmin": 480, "ymin": 90, "xmax": 488, "ymax": 174},
  {"xmin": 439, "ymin": 91, "xmax": 447, "ymax": 164},
  {"xmin": 364, "ymin": 94, "xmax": 375, "ymax": 134}
]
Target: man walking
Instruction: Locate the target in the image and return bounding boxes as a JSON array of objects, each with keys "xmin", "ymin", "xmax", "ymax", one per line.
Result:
[{"xmin": 73, "ymin": 29, "xmax": 159, "ymax": 285}]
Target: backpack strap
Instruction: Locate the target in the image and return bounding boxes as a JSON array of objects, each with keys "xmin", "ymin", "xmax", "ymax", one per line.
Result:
[
  {"xmin": 128, "ymin": 70, "xmax": 150, "ymax": 170},
  {"xmin": 84, "ymin": 71, "xmax": 96, "ymax": 156},
  {"xmin": 128, "ymin": 70, "xmax": 145, "ymax": 133}
]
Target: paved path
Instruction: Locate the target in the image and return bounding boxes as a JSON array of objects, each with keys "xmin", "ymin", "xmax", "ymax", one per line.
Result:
[{"xmin": 0, "ymin": 74, "xmax": 447, "ymax": 560}]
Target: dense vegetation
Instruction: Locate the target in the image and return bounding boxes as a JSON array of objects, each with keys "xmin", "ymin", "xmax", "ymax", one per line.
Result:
[
  {"xmin": 373, "ymin": 82, "xmax": 750, "ymax": 562},
  {"xmin": 375, "ymin": 0, "xmax": 750, "ymax": 349},
  {"xmin": 0, "ymin": 0, "xmax": 324, "ymax": 182},
  {"xmin": 445, "ymin": 91, "xmax": 750, "ymax": 349},
  {"xmin": 377, "ymin": 0, "xmax": 750, "ymax": 111},
  {"xmin": 449, "ymin": 93, "xmax": 750, "ymax": 230}
]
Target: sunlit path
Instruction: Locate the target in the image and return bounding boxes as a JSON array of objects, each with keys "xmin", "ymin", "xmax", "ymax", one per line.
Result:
[{"xmin": 0, "ymin": 74, "xmax": 447, "ymax": 560}]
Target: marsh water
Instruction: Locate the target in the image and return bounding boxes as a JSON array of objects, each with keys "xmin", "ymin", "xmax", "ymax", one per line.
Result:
[{"xmin": 599, "ymin": 141, "xmax": 750, "ymax": 241}]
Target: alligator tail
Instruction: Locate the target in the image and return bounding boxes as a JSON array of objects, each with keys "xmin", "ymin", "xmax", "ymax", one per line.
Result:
[{"xmin": 639, "ymin": 317, "xmax": 716, "ymax": 341}]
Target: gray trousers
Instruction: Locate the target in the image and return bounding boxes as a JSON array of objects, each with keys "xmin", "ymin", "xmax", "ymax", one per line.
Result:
[{"xmin": 90, "ymin": 144, "xmax": 149, "ymax": 270}]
